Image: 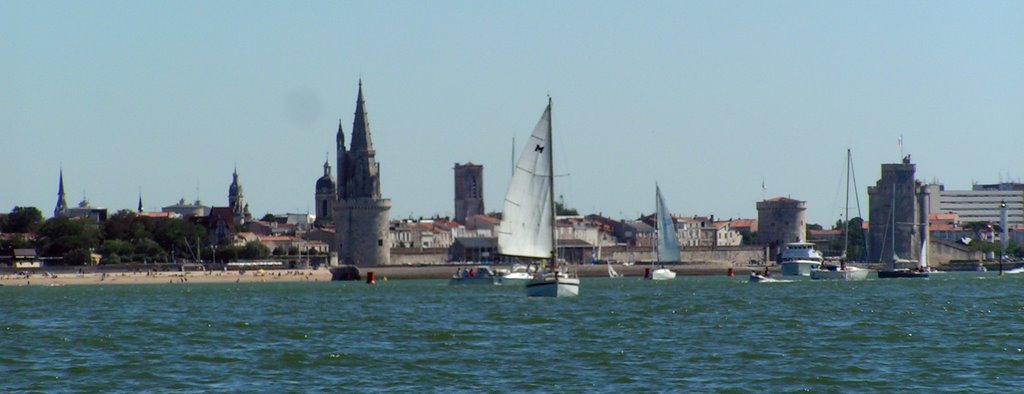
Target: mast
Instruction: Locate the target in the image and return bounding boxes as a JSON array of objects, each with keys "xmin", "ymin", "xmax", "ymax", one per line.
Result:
[
  {"xmin": 843, "ymin": 149, "xmax": 851, "ymax": 260},
  {"xmin": 547, "ymin": 97, "xmax": 557, "ymax": 271},
  {"xmin": 891, "ymin": 183, "xmax": 897, "ymax": 265}
]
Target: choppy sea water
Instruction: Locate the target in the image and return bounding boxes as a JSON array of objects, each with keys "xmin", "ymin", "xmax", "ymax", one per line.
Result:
[{"xmin": 3, "ymin": 272, "xmax": 1024, "ymax": 392}]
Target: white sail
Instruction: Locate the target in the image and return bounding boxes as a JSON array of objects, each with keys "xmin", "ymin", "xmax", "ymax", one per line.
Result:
[
  {"xmin": 920, "ymin": 219, "xmax": 929, "ymax": 269},
  {"xmin": 498, "ymin": 104, "xmax": 553, "ymax": 259},
  {"xmin": 656, "ymin": 185, "xmax": 680, "ymax": 263}
]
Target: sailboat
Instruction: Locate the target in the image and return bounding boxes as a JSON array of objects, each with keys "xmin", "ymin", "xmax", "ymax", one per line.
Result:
[
  {"xmin": 497, "ymin": 98, "xmax": 579, "ymax": 297},
  {"xmin": 877, "ymin": 182, "xmax": 928, "ymax": 279},
  {"xmin": 811, "ymin": 149, "xmax": 870, "ymax": 280},
  {"xmin": 607, "ymin": 262, "xmax": 622, "ymax": 278},
  {"xmin": 645, "ymin": 184, "xmax": 678, "ymax": 280}
]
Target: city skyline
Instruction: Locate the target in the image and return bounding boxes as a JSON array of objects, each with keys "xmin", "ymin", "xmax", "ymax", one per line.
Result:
[{"xmin": 3, "ymin": 1, "xmax": 1023, "ymax": 226}]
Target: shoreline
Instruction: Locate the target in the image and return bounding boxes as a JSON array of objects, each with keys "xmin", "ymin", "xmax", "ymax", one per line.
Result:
[
  {"xmin": 0, "ymin": 269, "xmax": 333, "ymax": 287},
  {"xmin": 0, "ymin": 262, "xmax": 752, "ymax": 287}
]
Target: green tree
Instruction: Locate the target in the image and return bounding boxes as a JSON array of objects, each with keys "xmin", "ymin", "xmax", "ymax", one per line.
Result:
[
  {"xmin": 260, "ymin": 213, "xmax": 276, "ymax": 222},
  {"xmin": 240, "ymin": 241, "xmax": 270, "ymax": 260},
  {"xmin": 98, "ymin": 239, "xmax": 135, "ymax": 257},
  {"xmin": 36, "ymin": 217, "xmax": 102, "ymax": 258},
  {"xmin": 2, "ymin": 206, "xmax": 44, "ymax": 233},
  {"xmin": 151, "ymin": 218, "xmax": 208, "ymax": 260},
  {"xmin": 555, "ymin": 201, "xmax": 578, "ymax": 216},
  {"xmin": 63, "ymin": 248, "xmax": 95, "ymax": 265},
  {"xmin": 133, "ymin": 238, "xmax": 166, "ymax": 262},
  {"xmin": 0, "ymin": 234, "xmax": 33, "ymax": 255}
]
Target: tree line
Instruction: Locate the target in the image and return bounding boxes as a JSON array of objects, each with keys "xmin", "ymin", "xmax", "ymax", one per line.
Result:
[{"xmin": 0, "ymin": 207, "xmax": 272, "ymax": 265}]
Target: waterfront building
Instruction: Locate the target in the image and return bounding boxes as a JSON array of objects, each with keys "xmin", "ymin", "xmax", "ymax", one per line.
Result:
[
  {"xmin": 453, "ymin": 163, "xmax": 484, "ymax": 224},
  {"xmin": 922, "ymin": 183, "xmax": 1024, "ymax": 227},
  {"xmin": 867, "ymin": 155, "xmax": 928, "ymax": 264},
  {"xmin": 313, "ymin": 159, "xmax": 336, "ymax": 228},
  {"xmin": 756, "ymin": 197, "xmax": 807, "ymax": 260},
  {"xmin": 333, "ymin": 81, "xmax": 392, "ymax": 266}
]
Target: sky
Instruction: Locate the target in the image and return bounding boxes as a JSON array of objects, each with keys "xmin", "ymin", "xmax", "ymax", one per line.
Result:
[{"xmin": 2, "ymin": 0, "xmax": 1023, "ymax": 226}]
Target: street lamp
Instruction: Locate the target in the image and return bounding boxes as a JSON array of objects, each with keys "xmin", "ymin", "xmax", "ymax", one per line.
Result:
[{"xmin": 1000, "ymin": 200, "xmax": 1008, "ymax": 275}]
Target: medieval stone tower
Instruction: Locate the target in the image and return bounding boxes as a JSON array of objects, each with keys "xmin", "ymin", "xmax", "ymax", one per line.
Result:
[
  {"xmin": 756, "ymin": 197, "xmax": 807, "ymax": 261},
  {"xmin": 453, "ymin": 162, "xmax": 484, "ymax": 224},
  {"xmin": 334, "ymin": 81, "xmax": 392, "ymax": 265},
  {"xmin": 868, "ymin": 155, "xmax": 927, "ymax": 265}
]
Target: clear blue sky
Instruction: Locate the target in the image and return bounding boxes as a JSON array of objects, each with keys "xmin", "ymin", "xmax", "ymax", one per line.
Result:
[{"xmin": 3, "ymin": 1, "xmax": 1022, "ymax": 226}]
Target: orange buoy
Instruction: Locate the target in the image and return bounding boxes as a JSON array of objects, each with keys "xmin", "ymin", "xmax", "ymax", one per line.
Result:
[
  {"xmin": 728, "ymin": 267, "xmax": 734, "ymax": 277},
  {"xmin": 366, "ymin": 271, "xmax": 376, "ymax": 285},
  {"xmin": 644, "ymin": 267, "xmax": 651, "ymax": 279}
]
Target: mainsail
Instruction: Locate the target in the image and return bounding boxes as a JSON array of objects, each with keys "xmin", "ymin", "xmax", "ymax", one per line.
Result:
[
  {"xmin": 656, "ymin": 185, "xmax": 680, "ymax": 263},
  {"xmin": 497, "ymin": 104, "xmax": 553, "ymax": 259}
]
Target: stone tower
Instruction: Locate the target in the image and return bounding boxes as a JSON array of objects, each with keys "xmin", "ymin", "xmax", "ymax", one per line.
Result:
[
  {"xmin": 54, "ymin": 169, "xmax": 68, "ymax": 218},
  {"xmin": 334, "ymin": 81, "xmax": 392, "ymax": 265},
  {"xmin": 868, "ymin": 155, "xmax": 925, "ymax": 264},
  {"xmin": 756, "ymin": 197, "xmax": 807, "ymax": 261},
  {"xmin": 453, "ymin": 162, "xmax": 484, "ymax": 224},
  {"xmin": 228, "ymin": 167, "xmax": 251, "ymax": 224},
  {"xmin": 314, "ymin": 158, "xmax": 336, "ymax": 227}
]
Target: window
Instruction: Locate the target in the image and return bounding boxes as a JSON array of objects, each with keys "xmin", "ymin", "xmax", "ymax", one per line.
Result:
[{"xmin": 378, "ymin": 239, "xmax": 384, "ymax": 246}]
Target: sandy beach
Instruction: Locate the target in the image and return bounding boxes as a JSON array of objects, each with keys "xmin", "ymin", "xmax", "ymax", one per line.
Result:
[{"xmin": 0, "ymin": 268, "xmax": 334, "ymax": 287}]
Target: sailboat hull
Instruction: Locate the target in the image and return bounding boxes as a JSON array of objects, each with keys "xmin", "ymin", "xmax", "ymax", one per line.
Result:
[
  {"xmin": 525, "ymin": 277, "xmax": 580, "ymax": 297},
  {"xmin": 645, "ymin": 268, "xmax": 676, "ymax": 280},
  {"xmin": 877, "ymin": 269, "xmax": 929, "ymax": 279},
  {"xmin": 810, "ymin": 266, "xmax": 870, "ymax": 280}
]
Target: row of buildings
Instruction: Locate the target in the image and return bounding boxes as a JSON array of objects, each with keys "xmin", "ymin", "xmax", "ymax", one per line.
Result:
[{"xmin": 36, "ymin": 83, "xmax": 1022, "ymax": 267}]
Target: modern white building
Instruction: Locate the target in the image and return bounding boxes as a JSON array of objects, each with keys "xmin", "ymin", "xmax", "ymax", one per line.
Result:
[{"xmin": 923, "ymin": 183, "xmax": 1024, "ymax": 226}]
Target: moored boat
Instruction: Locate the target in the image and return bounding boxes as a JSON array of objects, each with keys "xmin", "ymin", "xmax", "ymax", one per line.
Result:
[
  {"xmin": 448, "ymin": 266, "xmax": 499, "ymax": 285},
  {"xmin": 779, "ymin": 242, "xmax": 822, "ymax": 276}
]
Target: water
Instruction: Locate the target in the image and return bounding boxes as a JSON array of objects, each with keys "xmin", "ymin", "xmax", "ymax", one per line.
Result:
[{"xmin": 3, "ymin": 272, "xmax": 1024, "ymax": 392}]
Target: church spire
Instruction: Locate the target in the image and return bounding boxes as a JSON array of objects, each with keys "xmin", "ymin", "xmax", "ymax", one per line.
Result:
[
  {"xmin": 54, "ymin": 168, "xmax": 68, "ymax": 217},
  {"xmin": 351, "ymin": 79, "xmax": 373, "ymax": 152}
]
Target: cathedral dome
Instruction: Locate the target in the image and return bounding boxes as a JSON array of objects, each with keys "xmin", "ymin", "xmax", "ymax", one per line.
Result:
[
  {"xmin": 316, "ymin": 159, "xmax": 336, "ymax": 194},
  {"xmin": 316, "ymin": 174, "xmax": 336, "ymax": 193}
]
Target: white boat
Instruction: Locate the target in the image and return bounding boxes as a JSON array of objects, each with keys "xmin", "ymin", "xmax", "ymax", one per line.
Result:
[
  {"xmin": 811, "ymin": 149, "xmax": 869, "ymax": 281},
  {"xmin": 976, "ymin": 262, "xmax": 987, "ymax": 272},
  {"xmin": 645, "ymin": 184, "xmax": 678, "ymax": 281},
  {"xmin": 448, "ymin": 266, "xmax": 499, "ymax": 285},
  {"xmin": 1004, "ymin": 266, "xmax": 1024, "ymax": 274},
  {"xmin": 749, "ymin": 271, "xmax": 778, "ymax": 283},
  {"xmin": 607, "ymin": 262, "xmax": 622, "ymax": 278},
  {"xmin": 497, "ymin": 264, "xmax": 534, "ymax": 284},
  {"xmin": 811, "ymin": 263, "xmax": 870, "ymax": 280},
  {"xmin": 779, "ymin": 243, "xmax": 823, "ymax": 276},
  {"xmin": 497, "ymin": 98, "xmax": 579, "ymax": 297}
]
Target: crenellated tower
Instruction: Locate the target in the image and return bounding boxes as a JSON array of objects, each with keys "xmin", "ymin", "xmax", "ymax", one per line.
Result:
[{"xmin": 334, "ymin": 81, "xmax": 392, "ymax": 265}]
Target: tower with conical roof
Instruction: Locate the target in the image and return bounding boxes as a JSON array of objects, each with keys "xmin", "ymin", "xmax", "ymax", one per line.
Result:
[
  {"xmin": 334, "ymin": 81, "xmax": 392, "ymax": 265},
  {"xmin": 54, "ymin": 169, "xmax": 68, "ymax": 218}
]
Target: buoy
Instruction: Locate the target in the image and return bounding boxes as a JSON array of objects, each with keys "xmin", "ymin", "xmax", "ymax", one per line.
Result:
[
  {"xmin": 644, "ymin": 267, "xmax": 651, "ymax": 279},
  {"xmin": 366, "ymin": 271, "xmax": 376, "ymax": 285},
  {"xmin": 728, "ymin": 267, "xmax": 734, "ymax": 277}
]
